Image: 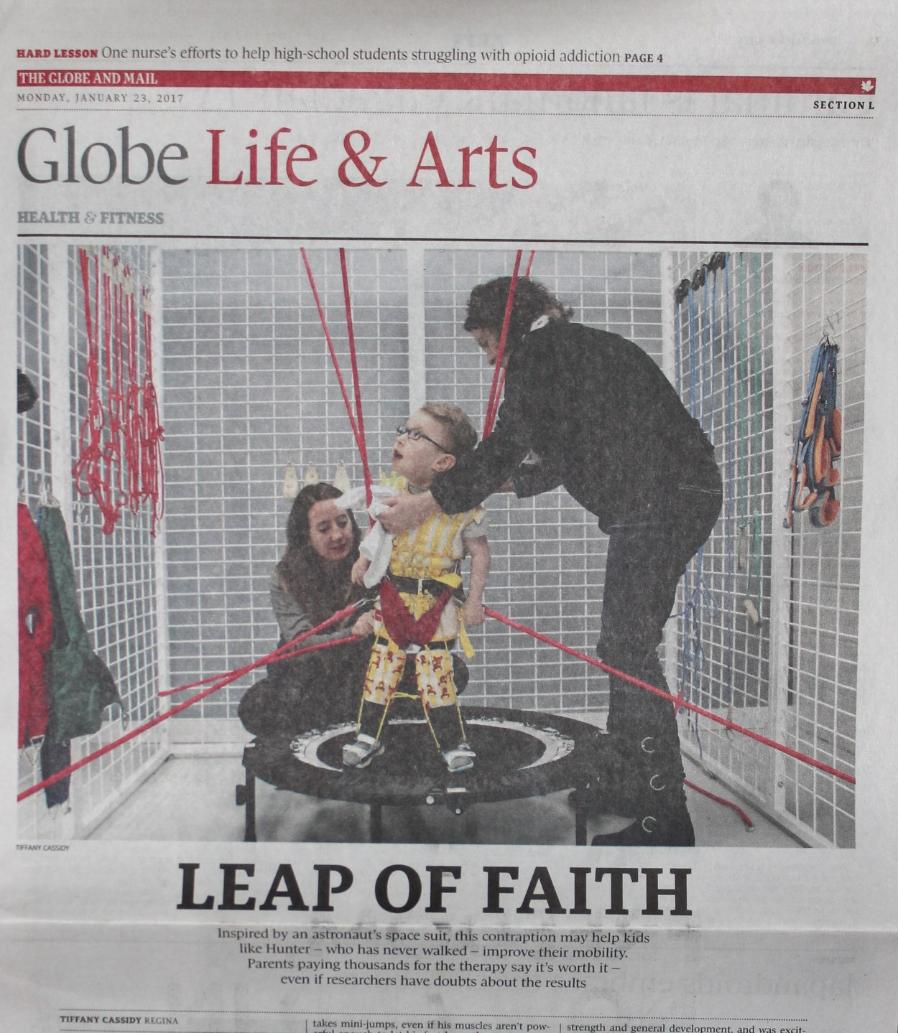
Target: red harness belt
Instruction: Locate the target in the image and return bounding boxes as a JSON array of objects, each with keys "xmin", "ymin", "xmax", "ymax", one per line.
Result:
[{"xmin": 378, "ymin": 578, "xmax": 454, "ymax": 650}]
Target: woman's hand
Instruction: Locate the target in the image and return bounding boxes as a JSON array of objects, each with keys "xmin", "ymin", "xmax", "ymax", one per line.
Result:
[
  {"xmin": 351, "ymin": 555, "xmax": 371, "ymax": 585},
  {"xmin": 351, "ymin": 610, "xmax": 377, "ymax": 637},
  {"xmin": 378, "ymin": 491, "xmax": 440, "ymax": 534}
]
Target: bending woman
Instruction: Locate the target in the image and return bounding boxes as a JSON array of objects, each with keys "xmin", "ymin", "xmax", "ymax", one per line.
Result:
[
  {"xmin": 380, "ymin": 277, "xmax": 722, "ymax": 846},
  {"xmin": 238, "ymin": 483, "xmax": 375, "ymax": 737}
]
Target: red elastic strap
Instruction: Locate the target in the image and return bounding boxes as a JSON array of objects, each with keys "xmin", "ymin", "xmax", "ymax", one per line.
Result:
[
  {"xmin": 484, "ymin": 606, "xmax": 855, "ymax": 785},
  {"xmin": 684, "ymin": 778, "xmax": 754, "ymax": 829},
  {"xmin": 300, "ymin": 247, "xmax": 364, "ymax": 454},
  {"xmin": 339, "ymin": 248, "xmax": 373, "ymax": 508},
  {"xmin": 19, "ymin": 605, "xmax": 363, "ymax": 800},
  {"xmin": 483, "ymin": 251, "xmax": 522, "ymax": 438}
]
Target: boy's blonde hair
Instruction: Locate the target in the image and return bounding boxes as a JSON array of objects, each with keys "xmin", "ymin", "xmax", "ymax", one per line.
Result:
[{"xmin": 420, "ymin": 402, "xmax": 478, "ymax": 457}]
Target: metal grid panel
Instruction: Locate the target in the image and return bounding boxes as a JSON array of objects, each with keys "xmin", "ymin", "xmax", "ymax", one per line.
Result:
[
  {"xmin": 66, "ymin": 245, "xmax": 166, "ymax": 828},
  {"xmin": 17, "ymin": 244, "xmax": 55, "ymax": 837},
  {"xmin": 17, "ymin": 245, "xmax": 53, "ymax": 500},
  {"xmin": 160, "ymin": 248, "xmax": 409, "ymax": 728},
  {"xmin": 423, "ymin": 249, "xmax": 664, "ymax": 715},
  {"xmin": 670, "ymin": 251, "xmax": 861, "ymax": 846},
  {"xmin": 671, "ymin": 252, "xmax": 776, "ymax": 800},
  {"xmin": 778, "ymin": 253, "xmax": 863, "ymax": 848}
]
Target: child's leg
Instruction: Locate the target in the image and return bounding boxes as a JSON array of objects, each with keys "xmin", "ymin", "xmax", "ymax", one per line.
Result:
[
  {"xmin": 342, "ymin": 639, "xmax": 406, "ymax": 768},
  {"xmin": 415, "ymin": 646, "xmax": 474, "ymax": 770}
]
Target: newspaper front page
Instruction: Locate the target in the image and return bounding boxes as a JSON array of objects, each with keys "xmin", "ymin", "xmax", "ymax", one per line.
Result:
[{"xmin": 2, "ymin": 2, "xmax": 897, "ymax": 1031}]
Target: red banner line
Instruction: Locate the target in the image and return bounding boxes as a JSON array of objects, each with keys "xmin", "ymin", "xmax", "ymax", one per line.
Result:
[{"xmin": 16, "ymin": 71, "xmax": 876, "ymax": 94}]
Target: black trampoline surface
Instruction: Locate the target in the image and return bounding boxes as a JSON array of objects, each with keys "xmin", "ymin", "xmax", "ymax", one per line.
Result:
[{"xmin": 242, "ymin": 705, "xmax": 604, "ymax": 809}]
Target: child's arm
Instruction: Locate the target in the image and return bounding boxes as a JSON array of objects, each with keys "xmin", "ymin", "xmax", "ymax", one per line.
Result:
[
  {"xmin": 351, "ymin": 555, "xmax": 371, "ymax": 585},
  {"xmin": 462, "ymin": 535, "xmax": 490, "ymax": 627}
]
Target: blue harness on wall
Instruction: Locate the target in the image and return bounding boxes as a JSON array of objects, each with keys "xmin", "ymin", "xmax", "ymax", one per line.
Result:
[{"xmin": 784, "ymin": 335, "xmax": 842, "ymax": 529}]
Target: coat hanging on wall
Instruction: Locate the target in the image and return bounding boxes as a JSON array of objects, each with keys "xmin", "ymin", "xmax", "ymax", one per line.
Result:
[
  {"xmin": 18, "ymin": 503, "xmax": 53, "ymax": 748},
  {"xmin": 37, "ymin": 506, "xmax": 122, "ymax": 741}
]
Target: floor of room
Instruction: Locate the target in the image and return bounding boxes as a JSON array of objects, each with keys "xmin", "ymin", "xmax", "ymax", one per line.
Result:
[{"xmin": 89, "ymin": 751, "xmax": 802, "ymax": 847}]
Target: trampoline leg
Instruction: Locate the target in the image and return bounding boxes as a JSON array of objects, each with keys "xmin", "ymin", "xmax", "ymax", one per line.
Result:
[
  {"xmin": 370, "ymin": 803, "xmax": 383, "ymax": 843},
  {"xmin": 244, "ymin": 769, "xmax": 257, "ymax": 843}
]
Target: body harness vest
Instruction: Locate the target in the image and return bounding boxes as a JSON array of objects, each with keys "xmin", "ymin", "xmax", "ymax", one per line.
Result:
[{"xmin": 784, "ymin": 335, "xmax": 842, "ymax": 529}]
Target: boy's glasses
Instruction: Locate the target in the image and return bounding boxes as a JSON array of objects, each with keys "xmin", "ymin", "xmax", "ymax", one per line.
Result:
[{"xmin": 396, "ymin": 424, "xmax": 452, "ymax": 453}]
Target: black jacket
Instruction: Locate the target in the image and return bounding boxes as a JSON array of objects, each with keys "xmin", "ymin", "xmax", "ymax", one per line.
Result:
[{"xmin": 431, "ymin": 319, "xmax": 719, "ymax": 532}]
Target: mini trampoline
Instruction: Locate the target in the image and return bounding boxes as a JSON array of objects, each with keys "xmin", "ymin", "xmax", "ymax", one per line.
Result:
[{"xmin": 237, "ymin": 703, "xmax": 606, "ymax": 844}]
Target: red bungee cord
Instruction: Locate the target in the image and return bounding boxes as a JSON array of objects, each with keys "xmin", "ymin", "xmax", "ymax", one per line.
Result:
[
  {"xmin": 482, "ymin": 250, "xmax": 522, "ymax": 438},
  {"xmin": 300, "ymin": 246, "xmax": 374, "ymax": 509},
  {"xmin": 339, "ymin": 247, "xmax": 373, "ymax": 507},
  {"xmin": 18, "ymin": 603, "xmax": 365, "ymax": 802},
  {"xmin": 158, "ymin": 598, "xmax": 367, "ymax": 698},
  {"xmin": 158, "ymin": 634, "xmax": 360, "ymax": 698},
  {"xmin": 685, "ymin": 780, "xmax": 754, "ymax": 829},
  {"xmin": 484, "ymin": 606, "xmax": 856, "ymax": 785},
  {"xmin": 300, "ymin": 247, "xmax": 364, "ymax": 455},
  {"xmin": 484, "ymin": 250, "xmax": 537, "ymax": 431}
]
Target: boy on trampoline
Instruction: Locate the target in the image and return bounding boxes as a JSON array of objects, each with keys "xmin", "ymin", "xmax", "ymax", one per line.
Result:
[{"xmin": 342, "ymin": 403, "xmax": 491, "ymax": 773}]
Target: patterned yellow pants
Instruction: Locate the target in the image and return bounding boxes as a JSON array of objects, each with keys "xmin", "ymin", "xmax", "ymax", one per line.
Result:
[{"xmin": 362, "ymin": 636, "xmax": 458, "ymax": 710}]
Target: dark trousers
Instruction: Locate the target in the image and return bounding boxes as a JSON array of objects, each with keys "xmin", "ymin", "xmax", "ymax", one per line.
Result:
[
  {"xmin": 598, "ymin": 476, "xmax": 723, "ymax": 824},
  {"xmin": 238, "ymin": 640, "xmax": 369, "ymax": 737}
]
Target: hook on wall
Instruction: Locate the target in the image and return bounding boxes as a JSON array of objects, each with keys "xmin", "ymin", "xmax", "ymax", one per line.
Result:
[{"xmin": 823, "ymin": 312, "xmax": 843, "ymax": 346}]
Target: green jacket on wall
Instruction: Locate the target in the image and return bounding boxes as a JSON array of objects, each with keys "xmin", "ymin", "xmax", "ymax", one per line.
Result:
[{"xmin": 38, "ymin": 506, "xmax": 121, "ymax": 742}]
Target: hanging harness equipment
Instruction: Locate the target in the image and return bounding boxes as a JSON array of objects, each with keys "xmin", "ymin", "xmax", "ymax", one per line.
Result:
[
  {"xmin": 783, "ymin": 335, "xmax": 842, "ymax": 529},
  {"xmin": 138, "ymin": 286, "xmax": 166, "ymax": 536},
  {"xmin": 73, "ymin": 248, "xmax": 164, "ymax": 535}
]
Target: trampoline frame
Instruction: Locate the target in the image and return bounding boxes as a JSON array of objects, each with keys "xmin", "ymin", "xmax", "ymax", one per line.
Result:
[{"xmin": 236, "ymin": 705, "xmax": 605, "ymax": 844}]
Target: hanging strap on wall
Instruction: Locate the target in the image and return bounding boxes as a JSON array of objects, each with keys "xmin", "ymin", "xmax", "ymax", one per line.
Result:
[
  {"xmin": 72, "ymin": 248, "xmax": 117, "ymax": 532},
  {"xmin": 72, "ymin": 248, "xmax": 164, "ymax": 535},
  {"xmin": 783, "ymin": 335, "xmax": 842, "ymax": 529},
  {"xmin": 138, "ymin": 285, "xmax": 165, "ymax": 536}
]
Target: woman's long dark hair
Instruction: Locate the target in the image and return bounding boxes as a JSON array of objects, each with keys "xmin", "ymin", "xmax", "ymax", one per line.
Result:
[
  {"xmin": 463, "ymin": 276, "xmax": 573, "ymax": 349},
  {"xmin": 276, "ymin": 482, "xmax": 363, "ymax": 624}
]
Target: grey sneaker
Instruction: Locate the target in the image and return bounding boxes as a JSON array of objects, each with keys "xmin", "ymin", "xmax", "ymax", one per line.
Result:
[
  {"xmin": 442, "ymin": 742, "xmax": 476, "ymax": 772},
  {"xmin": 342, "ymin": 733, "xmax": 384, "ymax": 769}
]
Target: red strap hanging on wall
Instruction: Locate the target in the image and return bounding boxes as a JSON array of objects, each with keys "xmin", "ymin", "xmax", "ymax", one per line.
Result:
[
  {"xmin": 72, "ymin": 248, "xmax": 165, "ymax": 535},
  {"xmin": 138, "ymin": 286, "xmax": 165, "ymax": 535},
  {"xmin": 72, "ymin": 248, "xmax": 118, "ymax": 532}
]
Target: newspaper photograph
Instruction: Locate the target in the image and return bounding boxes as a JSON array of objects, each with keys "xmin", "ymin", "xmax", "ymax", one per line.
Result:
[{"xmin": 2, "ymin": 2, "xmax": 897, "ymax": 1031}]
